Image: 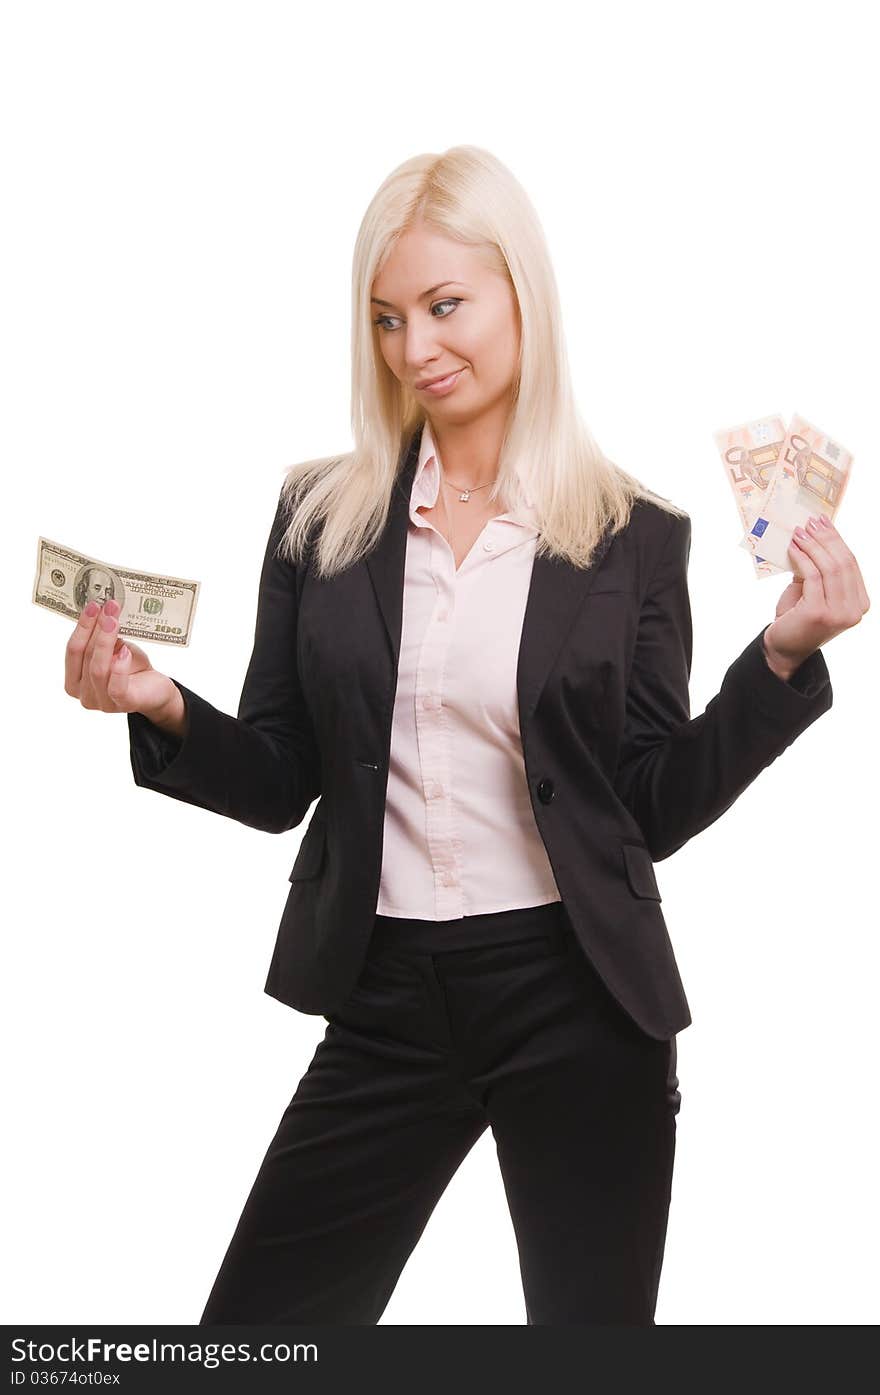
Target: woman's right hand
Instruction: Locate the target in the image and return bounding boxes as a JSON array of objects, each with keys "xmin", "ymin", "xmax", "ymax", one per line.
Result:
[{"xmin": 65, "ymin": 597, "xmax": 183, "ymax": 728}]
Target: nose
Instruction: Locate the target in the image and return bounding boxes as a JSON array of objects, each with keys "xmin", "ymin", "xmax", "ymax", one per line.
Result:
[{"xmin": 403, "ymin": 322, "xmax": 447, "ymax": 372}]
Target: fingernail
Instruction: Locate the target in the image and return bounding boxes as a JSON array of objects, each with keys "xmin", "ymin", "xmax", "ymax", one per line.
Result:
[
  {"xmin": 794, "ymin": 526, "xmax": 808, "ymax": 538},
  {"xmin": 807, "ymin": 515, "xmax": 819, "ymax": 529},
  {"xmin": 818, "ymin": 514, "xmax": 831, "ymax": 528},
  {"xmin": 84, "ymin": 601, "xmax": 99, "ymax": 617},
  {"xmin": 104, "ymin": 598, "xmax": 120, "ymax": 617}
]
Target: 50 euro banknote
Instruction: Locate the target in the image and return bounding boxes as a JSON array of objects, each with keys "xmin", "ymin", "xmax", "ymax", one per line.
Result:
[
  {"xmin": 713, "ymin": 414, "xmax": 790, "ymax": 578},
  {"xmin": 738, "ymin": 412, "xmax": 854, "ymax": 572},
  {"xmin": 32, "ymin": 535, "xmax": 200, "ymax": 646}
]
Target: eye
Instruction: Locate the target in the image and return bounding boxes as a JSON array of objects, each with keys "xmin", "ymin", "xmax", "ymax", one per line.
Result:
[{"xmin": 373, "ymin": 298, "xmax": 462, "ymax": 332}]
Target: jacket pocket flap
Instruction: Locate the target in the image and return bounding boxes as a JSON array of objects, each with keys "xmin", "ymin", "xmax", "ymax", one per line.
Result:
[
  {"xmin": 621, "ymin": 841, "xmax": 662, "ymax": 900},
  {"xmin": 289, "ymin": 819, "xmax": 327, "ymax": 881}
]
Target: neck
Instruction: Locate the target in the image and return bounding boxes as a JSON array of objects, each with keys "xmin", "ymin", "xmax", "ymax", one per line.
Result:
[{"xmin": 428, "ymin": 400, "xmax": 510, "ymax": 489}]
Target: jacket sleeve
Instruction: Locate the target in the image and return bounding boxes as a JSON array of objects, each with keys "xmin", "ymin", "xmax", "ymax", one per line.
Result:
[
  {"xmin": 612, "ymin": 510, "xmax": 833, "ymax": 861},
  {"xmin": 125, "ymin": 488, "xmax": 321, "ymax": 834}
]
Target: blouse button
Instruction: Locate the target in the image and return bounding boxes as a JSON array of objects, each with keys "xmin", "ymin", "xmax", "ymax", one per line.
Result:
[
  {"xmin": 483, "ymin": 541, "xmax": 495, "ymax": 552},
  {"xmin": 537, "ymin": 778, "xmax": 555, "ymax": 804}
]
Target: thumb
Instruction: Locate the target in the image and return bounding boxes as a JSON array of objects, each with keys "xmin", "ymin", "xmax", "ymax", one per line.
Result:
[{"xmin": 106, "ymin": 643, "xmax": 131, "ymax": 707}]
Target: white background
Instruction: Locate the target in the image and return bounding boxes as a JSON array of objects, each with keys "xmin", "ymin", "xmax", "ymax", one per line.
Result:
[{"xmin": 3, "ymin": 0, "xmax": 877, "ymax": 1325}]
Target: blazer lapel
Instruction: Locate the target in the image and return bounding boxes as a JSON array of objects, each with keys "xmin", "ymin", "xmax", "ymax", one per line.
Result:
[
  {"xmin": 363, "ymin": 425, "xmax": 422, "ymax": 672},
  {"xmin": 516, "ymin": 522, "xmax": 617, "ymax": 730},
  {"xmin": 364, "ymin": 423, "xmax": 618, "ymax": 734}
]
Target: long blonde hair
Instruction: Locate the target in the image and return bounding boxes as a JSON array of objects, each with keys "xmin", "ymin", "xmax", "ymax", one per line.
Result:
[{"xmin": 277, "ymin": 144, "xmax": 686, "ymax": 578}]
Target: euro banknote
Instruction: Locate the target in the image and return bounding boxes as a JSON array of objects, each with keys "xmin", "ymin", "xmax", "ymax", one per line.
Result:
[
  {"xmin": 738, "ymin": 413, "xmax": 854, "ymax": 572},
  {"xmin": 713, "ymin": 415, "xmax": 789, "ymax": 578},
  {"xmin": 33, "ymin": 535, "xmax": 200, "ymax": 646}
]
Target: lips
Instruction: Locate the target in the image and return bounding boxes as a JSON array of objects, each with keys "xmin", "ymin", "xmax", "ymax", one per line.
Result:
[{"xmin": 416, "ymin": 369, "xmax": 463, "ymax": 390}]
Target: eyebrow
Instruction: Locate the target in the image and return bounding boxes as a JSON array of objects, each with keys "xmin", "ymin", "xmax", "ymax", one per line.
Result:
[{"xmin": 370, "ymin": 281, "xmax": 468, "ymax": 308}]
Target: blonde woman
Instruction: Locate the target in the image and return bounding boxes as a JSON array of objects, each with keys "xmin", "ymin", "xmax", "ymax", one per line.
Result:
[{"xmin": 66, "ymin": 145, "xmax": 869, "ymax": 1325}]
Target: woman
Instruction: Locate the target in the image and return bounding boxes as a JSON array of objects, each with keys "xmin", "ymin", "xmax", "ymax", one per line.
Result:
[{"xmin": 65, "ymin": 145, "xmax": 869, "ymax": 1325}]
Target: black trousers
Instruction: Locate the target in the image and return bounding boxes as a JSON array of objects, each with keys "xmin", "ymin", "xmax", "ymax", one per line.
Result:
[{"xmin": 199, "ymin": 900, "xmax": 681, "ymax": 1325}]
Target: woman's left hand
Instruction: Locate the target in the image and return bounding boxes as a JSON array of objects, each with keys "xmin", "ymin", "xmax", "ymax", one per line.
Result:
[{"xmin": 762, "ymin": 513, "xmax": 870, "ymax": 679}]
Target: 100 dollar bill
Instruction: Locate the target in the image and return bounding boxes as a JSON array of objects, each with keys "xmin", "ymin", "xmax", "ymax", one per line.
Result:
[{"xmin": 33, "ymin": 536, "xmax": 200, "ymax": 647}]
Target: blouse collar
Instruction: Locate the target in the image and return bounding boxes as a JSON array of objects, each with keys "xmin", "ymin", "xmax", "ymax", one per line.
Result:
[{"xmin": 410, "ymin": 419, "xmax": 539, "ymax": 532}]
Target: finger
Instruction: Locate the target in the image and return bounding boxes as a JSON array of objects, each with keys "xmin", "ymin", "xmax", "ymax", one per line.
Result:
[
  {"xmin": 817, "ymin": 516, "xmax": 871, "ymax": 613},
  {"xmin": 792, "ymin": 518, "xmax": 842, "ymax": 605},
  {"xmin": 83, "ymin": 599, "xmax": 122, "ymax": 709},
  {"xmin": 788, "ymin": 532, "xmax": 825, "ymax": 608},
  {"xmin": 805, "ymin": 514, "xmax": 861, "ymax": 620},
  {"xmin": 65, "ymin": 600, "xmax": 102, "ymax": 697},
  {"xmin": 106, "ymin": 641, "xmax": 133, "ymax": 708}
]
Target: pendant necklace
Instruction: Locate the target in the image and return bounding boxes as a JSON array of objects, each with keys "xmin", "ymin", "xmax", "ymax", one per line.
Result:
[{"xmin": 438, "ymin": 470, "xmax": 494, "ymax": 562}]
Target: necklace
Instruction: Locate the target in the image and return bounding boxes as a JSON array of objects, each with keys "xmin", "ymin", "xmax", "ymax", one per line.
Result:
[
  {"xmin": 440, "ymin": 475, "xmax": 492, "ymax": 504},
  {"xmin": 438, "ymin": 470, "xmax": 496, "ymax": 565}
]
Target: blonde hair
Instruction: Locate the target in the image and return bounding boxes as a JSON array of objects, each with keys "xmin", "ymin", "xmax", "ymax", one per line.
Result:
[{"xmin": 277, "ymin": 144, "xmax": 686, "ymax": 578}]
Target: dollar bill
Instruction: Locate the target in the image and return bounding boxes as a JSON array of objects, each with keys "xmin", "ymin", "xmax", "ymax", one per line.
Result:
[
  {"xmin": 713, "ymin": 415, "xmax": 789, "ymax": 578},
  {"xmin": 739, "ymin": 412, "xmax": 854, "ymax": 571},
  {"xmin": 33, "ymin": 536, "xmax": 200, "ymax": 646}
]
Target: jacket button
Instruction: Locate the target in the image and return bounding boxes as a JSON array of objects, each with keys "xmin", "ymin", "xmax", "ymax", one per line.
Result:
[{"xmin": 537, "ymin": 778, "xmax": 555, "ymax": 804}]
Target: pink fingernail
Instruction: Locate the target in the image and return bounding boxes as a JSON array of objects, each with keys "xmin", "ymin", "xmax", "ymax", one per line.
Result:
[
  {"xmin": 819, "ymin": 514, "xmax": 831, "ymax": 527},
  {"xmin": 794, "ymin": 526, "xmax": 808, "ymax": 538},
  {"xmin": 84, "ymin": 601, "xmax": 99, "ymax": 617}
]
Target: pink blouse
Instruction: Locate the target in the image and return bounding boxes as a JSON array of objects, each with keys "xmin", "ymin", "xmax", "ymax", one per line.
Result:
[{"xmin": 375, "ymin": 420, "xmax": 562, "ymax": 920}]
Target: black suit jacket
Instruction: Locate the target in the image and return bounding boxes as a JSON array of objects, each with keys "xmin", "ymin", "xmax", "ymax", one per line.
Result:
[{"xmin": 127, "ymin": 425, "xmax": 833, "ymax": 1039}]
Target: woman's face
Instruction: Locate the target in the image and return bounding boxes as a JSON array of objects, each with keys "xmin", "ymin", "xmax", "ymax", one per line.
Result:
[{"xmin": 371, "ymin": 222, "xmax": 521, "ymax": 425}]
